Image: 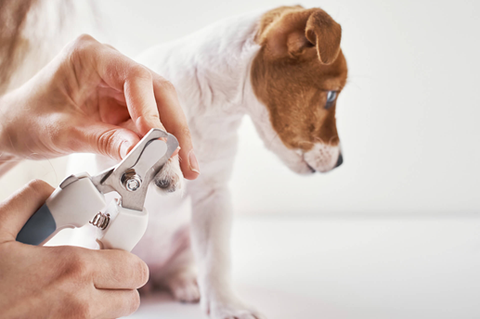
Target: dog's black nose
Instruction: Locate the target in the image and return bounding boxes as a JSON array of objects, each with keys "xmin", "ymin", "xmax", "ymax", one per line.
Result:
[{"xmin": 334, "ymin": 153, "xmax": 343, "ymax": 168}]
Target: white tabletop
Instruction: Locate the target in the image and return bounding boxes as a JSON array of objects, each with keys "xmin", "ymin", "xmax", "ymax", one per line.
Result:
[{"xmin": 128, "ymin": 214, "xmax": 480, "ymax": 319}]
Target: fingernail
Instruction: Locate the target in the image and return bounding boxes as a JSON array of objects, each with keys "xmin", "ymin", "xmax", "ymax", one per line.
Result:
[
  {"xmin": 172, "ymin": 146, "xmax": 181, "ymax": 157},
  {"xmin": 188, "ymin": 149, "xmax": 200, "ymax": 174},
  {"xmin": 120, "ymin": 141, "xmax": 133, "ymax": 159}
]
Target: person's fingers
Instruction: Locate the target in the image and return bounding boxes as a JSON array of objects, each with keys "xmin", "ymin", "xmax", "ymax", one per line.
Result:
[
  {"xmin": 72, "ymin": 122, "xmax": 141, "ymax": 160},
  {"xmin": 97, "ymin": 91, "xmax": 130, "ymax": 125},
  {"xmin": 0, "ymin": 180, "xmax": 54, "ymax": 242},
  {"xmin": 91, "ymin": 249, "xmax": 149, "ymax": 290},
  {"xmin": 84, "ymin": 39, "xmax": 164, "ymax": 135},
  {"xmin": 93, "ymin": 289, "xmax": 141, "ymax": 318},
  {"xmin": 151, "ymin": 74, "xmax": 200, "ymax": 180},
  {"xmin": 70, "ymin": 36, "xmax": 198, "ymax": 173},
  {"xmin": 124, "ymin": 71, "xmax": 166, "ymax": 135}
]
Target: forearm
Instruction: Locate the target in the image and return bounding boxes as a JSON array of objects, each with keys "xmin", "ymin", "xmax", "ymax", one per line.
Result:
[{"xmin": 0, "ymin": 94, "xmax": 22, "ymax": 176}]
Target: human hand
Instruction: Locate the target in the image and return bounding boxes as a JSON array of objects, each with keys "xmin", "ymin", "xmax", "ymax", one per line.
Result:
[
  {"xmin": 0, "ymin": 34, "xmax": 199, "ymax": 180},
  {"xmin": 0, "ymin": 180, "xmax": 149, "ymax": 318}
]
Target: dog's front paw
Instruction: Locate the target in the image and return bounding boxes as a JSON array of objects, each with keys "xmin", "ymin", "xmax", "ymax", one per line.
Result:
[
  {"xmin": 202, "ymin": 292, "xmax": 265, "ymax": 319},
  {"xmin": 154, "ymin": 155, "xmax": 183, "ymax": 193}
]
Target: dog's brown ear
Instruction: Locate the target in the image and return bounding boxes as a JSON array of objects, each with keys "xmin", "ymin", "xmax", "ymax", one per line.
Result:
[
  {"xmin": 260, "ymin": 7, "xmax": 342, "ymax": 65},
  {"xmin": 305, "ymin": 10, "xmax": 342, "ymax": 65}
]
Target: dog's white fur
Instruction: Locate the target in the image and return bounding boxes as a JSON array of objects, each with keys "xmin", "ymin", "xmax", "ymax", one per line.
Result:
[
  {"xmin": 4, "ymin": 3, "xmax": 341, "ymax": 317},
  {"xmin": 134, "ymin": 12, "xmax": 269, "ymax": 317}
]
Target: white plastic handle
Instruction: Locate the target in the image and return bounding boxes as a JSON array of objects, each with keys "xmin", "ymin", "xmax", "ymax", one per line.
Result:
[
  {"xmin": 47, "ymin": 177, "xmax": 106, "ymax": 229},
  {"xmin": 97, "ymin": 199, "xmax": 148, "ymax": 252},
  {"xmin": 16, "ymin": 176, "xmax": 106, "ymax": 246}
]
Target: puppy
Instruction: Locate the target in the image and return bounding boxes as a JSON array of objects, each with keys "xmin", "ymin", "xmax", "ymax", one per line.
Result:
[{"xmin": 116, "ymin": 5, "xmax": 348, "ymax": 319}]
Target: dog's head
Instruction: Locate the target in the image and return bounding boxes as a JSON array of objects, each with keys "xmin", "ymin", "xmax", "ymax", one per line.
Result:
[{"xmin": 250, "ymin": 6, "xmax": 347, "ymax": 174}]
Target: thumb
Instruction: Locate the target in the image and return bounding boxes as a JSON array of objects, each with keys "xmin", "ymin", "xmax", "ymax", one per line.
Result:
[
  {"xmin": 76, "ymin": 122, "xmax": 141, "ymax": 160},
  {"xmin": 0, "ymin": 180, "xmax": 54, "ymax": 242}
]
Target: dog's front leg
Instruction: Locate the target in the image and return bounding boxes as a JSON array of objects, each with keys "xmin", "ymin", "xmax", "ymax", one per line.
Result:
[{"xmin": 190, "ymin": 182, "xmax": 264, "ymax": 319}]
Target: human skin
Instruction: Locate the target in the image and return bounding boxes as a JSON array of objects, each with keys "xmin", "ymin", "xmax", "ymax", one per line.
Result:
[
  {"xmin": 0, "ymin": 34, "xmax": 200, "ymax": 317},
  {"xmin": 0, "ymin": 180, "xmax": 149, "ymax": 318},
  {"xmin": 0, "ymin": 34, "xmax": 200, "ymax": 179}
]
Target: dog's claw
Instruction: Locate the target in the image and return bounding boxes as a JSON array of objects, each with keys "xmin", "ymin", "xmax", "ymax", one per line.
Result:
[
  {"xmin": 153, "ymin": 156, "xmax": 183, "ymax": 193},
  {"xmin": 155, "ymin": 179, "xmax": 170, "ymax": 189}
]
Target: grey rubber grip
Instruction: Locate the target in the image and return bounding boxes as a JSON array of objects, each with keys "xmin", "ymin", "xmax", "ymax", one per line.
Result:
[{"xmin": 16, "ymin": 204, "xmax": 57, "ymax": 245}]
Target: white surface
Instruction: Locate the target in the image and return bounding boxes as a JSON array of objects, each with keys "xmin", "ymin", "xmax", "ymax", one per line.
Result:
[{"xmin": 129, "ymin": 215, "xmax": 480, "ymax": 319}]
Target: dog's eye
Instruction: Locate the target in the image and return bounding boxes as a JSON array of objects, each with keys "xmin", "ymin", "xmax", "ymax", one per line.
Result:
[
  {"xmin": 325, "ymin": 91, "xmax": 337, "ymax": 109},
  {"xmin": 326, "ymin": 91, "xmax": 337, "ymax": 102}
]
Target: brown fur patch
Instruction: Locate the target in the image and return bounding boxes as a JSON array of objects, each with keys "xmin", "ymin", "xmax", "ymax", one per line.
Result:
[{"xmin": 251, "ymin": 6, "xmax": 348, "ymax": 151}]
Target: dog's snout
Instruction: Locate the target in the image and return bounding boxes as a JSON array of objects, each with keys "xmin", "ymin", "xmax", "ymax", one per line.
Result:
[{"xmin": 334, "ymin": 153, "xmax": 343, "ymax": 168}]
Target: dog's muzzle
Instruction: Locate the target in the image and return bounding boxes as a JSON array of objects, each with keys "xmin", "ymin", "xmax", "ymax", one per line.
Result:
[{"xmin": 306, "ymin": 151, "xmax": 343, "ymax": 173}]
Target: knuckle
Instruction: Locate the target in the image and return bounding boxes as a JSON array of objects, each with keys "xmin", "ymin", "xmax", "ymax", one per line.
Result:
[
  {"xmin": 125, "ymin": 289, "xmax": 140, "ymax": 315},
  {"xmin": 127, "ymin": 290, "xmax": 141, "ymax": 315},
  {"xmin": 64, "ymin": 35, "xmax": 98, "ymax": 77},
  {"xmin": 139, "ymin": 113, "xmax": 161, "ymax": 125},
  {"xmin": 96, "ymin": 129, "xmax": 118, "ymax": 158},
  {"xmin": 68, "ymin": 297, "xmax": 91, "ymax": 319},
  {"xmin": 25, "ymin": 179, "xmax": 52, "ymax": 196},
  {"xmin": 76, "ymin": 33, "xmax": 95, "ymax": 44},
  {"xmin": 127, "ymin": 254, "xmax": 149, "ymax": 286},
  {"xmin": 56, "ymin": 287, "xmax": 91, "ymax": 318},
  {"xmin": 103, "ymin": 43, "xmax": 118, "ymax": 52},
  {"xmin": 129, "ymin": 64, "xmax": 152, "ymax": 81},
  {"xmin": 179, "ymin": 125, "xmax": 192, "ymax": 140},
  {"xmin": 68, "ymin": 34, "xmax": 97, "ymax": 56},
  {"xmin": 73, "ymin": 34, "xmax": 97, "ymax": 50},
  {"xmin": 158, "ymin": 78, "xmax": 176, "ymax": 94},
  {"xmin": 137, "ymin": 260, "xmax": 150, "ymax": 286},
  {"xmin": 63, "ymin": 249, "xmax": 91, "ymax": 279}
]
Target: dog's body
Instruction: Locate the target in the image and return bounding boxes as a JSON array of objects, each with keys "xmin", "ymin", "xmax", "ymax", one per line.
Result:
[
  {"xmin": 121, "ymin": 6, "xmax": 347, "ymax": 318},
  {"xmin": 1, "ymin": 3, "xmax": 347, "ymax": 318},
  {"xmin": 133, "ymin": 11, "xmax": 269, "ymax": 313}
]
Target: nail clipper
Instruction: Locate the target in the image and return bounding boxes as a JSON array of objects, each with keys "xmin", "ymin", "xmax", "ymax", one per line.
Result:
[{"xmin": 16, "ymin": 128, "xmax": 178, "ymax": 252}]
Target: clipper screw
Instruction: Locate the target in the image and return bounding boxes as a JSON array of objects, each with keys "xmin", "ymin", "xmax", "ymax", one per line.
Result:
[
  {"xmin": 121, "ymin": 170, "xmax": 142, "ymax": 192},
  {"xmin": 126, "ymin": 178, "xmax": 140, "ymax": 191}
]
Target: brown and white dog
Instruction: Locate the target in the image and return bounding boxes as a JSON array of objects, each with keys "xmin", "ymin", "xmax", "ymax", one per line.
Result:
[
  {"xmin": 1, "ymin": 2, "xmax": 348, "ymax": 318},
  {"xmin": 117, "ymin": 5, "xmax": 348, "ymax": 318}
]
